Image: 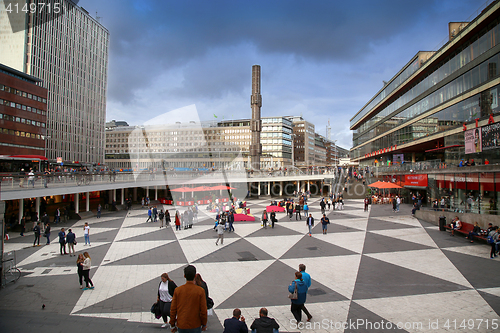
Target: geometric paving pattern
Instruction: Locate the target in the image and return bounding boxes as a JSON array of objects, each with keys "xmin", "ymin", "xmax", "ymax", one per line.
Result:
[{"xmin": 1, "ymin": 197, "xmax": 500, "ymax": 332}]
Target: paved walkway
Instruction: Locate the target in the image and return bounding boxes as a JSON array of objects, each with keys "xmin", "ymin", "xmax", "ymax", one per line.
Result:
[{"xmin": 1, "ymin": 198, "xmax": 499, "ymax": 332}]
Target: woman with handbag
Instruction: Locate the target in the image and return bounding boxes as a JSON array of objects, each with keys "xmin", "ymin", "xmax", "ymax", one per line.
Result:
[
  {"xmin": 288, "ymin": 271, "xmax": 308, "ymax": 323},
  {"xmin": 157, "ymin": 273, "xmax": 177, "ymax": 328},
  {"xmin": 195, "ymin": 273, "xmax": 214, "ymax": 316}
]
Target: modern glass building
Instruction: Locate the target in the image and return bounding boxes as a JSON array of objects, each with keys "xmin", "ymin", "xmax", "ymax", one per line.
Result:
[
  {"xmin": 350, "ymin": 0, "xmax": 500, "ymax": 214},
  {"xmin": 0, "ymin": 0, "xmax": 109, "ymax": 164}
]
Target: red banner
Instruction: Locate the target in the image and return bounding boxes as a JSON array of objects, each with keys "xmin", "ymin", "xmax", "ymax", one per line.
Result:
[{"xmin": 404, "ymin": 174, "xmax": 428, "ymax": 187}]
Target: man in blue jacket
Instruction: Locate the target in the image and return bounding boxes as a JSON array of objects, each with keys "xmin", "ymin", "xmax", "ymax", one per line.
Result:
[
  {"xmin": 288, "ymin": 271, "xmax": 309, "ymax": 323},
  {"xmin": 223, "ymin": 308, "xmax": 248, "ymax": 333},
  {"xmin": 299, "ymin": 264, "xmax": 313, "ymax": 321}
]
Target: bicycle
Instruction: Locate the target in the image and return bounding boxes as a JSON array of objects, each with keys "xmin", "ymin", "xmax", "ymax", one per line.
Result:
[
  {"xmin": 3, "ymin": 260, "xmax": 21, "ymax": 284},
  {"xmin": 2, "ymin": 251, "xmax": 21, "ymax": 286}
]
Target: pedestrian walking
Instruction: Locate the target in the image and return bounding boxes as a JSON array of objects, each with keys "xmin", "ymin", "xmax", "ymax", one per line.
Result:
[
  {"xmin": 83, "ymin": 222, "xmax": 91, "ymax": 246},
  {"xmin": 298, "ymin": 264, "xmax": 313, "ymax": 321},
  {"xmin": 261, "ymin": 209, "xmax": 268, "ymax": 229},
  {"xmin": 156, "ymin": 272, "xmax": 178, "ymax": 328},
  {"xmin": 82, "ymin": 252, "xmax": 94, "ymax": 290},
  {"xmin": 364, "ymin": 197, "xmax": 369, "ymax": 211},
  {"xmin": 33, "ymin": 222, "xmax": 41, "ymax": 246},
  {"xmin": 321, "ymin": 214, "xmax": 330, "ymax": 234},
  {"xmin": 146, "ymin": 207, "xmax": 153, "ymax": 222},
  {"xmin": 396, "ymin": 196, "xmax": 401, "ymax": 212},
  {"xmin": 169, "ymin": 265, "xmax": 207, "ymax": 332},
  {"xmin": 216, "ymin": 220, "xmax": 225, "ymax": 245},
  {"xmin": 295, "ymin": 204, "xmax": 302, "ymax": 220},
  {"xmin": 228, "ymin": 211, "xmax": 235, "ymax": 232},
  {"xmin": 270, "ymin": 211, "xmax": 276, "ymax": 228},
  {"xmin": 44, "ymin": 222, "xmax": 51, "ymax": 244},
  {"xmin": 195, "ymin": 273, "xmax": 214, "ymax": 317},
  {"xmin": 66, "ymin": 229, "xmax": 76, "ymax": 256},
  {"xmin": 175, "ymin": 211, "xmax": 181, "ymax": 231},
  {"xmin": 159, "ymin": 209, "xmax": 165, "ymax": 228},
  {"xmin": 153, "ymin": 206, "xmax": 158, "ymax": 222},
  {"xmin": 303, "ymin": 203, "xmax": 309, "ymax": 216},
  {"xmin": 306, "ymin": 214, "xmax": 314, "ymax": 236},
  {"xmin": 165, "ymin": 209, "xmax": 171, "ymax": 227},
  {"xmin": 288, "ymin": 271, "xmax": 309, "ymax": 323},
  {"xmin": 59, "ymin": 228, "xmax": 67, "ymax": 255},
  {"xmin": 97, "ymin": 204, "xmax": 102, "ymax": 218}
]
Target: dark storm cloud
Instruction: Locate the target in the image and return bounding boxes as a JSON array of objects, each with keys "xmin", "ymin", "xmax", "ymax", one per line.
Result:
[{"xmin": 82, "ymin": 0, "xmax": 468, "ymax": 103}]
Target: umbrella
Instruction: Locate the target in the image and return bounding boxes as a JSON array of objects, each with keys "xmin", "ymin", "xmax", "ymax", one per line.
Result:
[
  {"xmin": 170, "ymin": 187, "xmax": 193, "ymax": 192},
  {"xmin": 191, "ymin": 186, "xmax": 213, "ymax": 192},
  {"xmin": 210, "ymin": 185, "xmax": 236, "ymax": 190},
  {"xmin": 378, "ymin": 181, "xmax": 403, "ymax": 189},
  {"xmin": 368, "ymin": 181, "xmax": 385, "ymax": 188}
]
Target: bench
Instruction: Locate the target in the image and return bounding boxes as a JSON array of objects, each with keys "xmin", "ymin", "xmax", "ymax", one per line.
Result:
[{"xmin": 444, "ymin": 221, "xmax": 487, "ymax": 242}]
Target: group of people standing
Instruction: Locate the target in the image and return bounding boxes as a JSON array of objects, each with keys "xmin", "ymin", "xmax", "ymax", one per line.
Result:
[{"xmin": 76, "ymin": 252, "xmax": 94, "ymax": 290}]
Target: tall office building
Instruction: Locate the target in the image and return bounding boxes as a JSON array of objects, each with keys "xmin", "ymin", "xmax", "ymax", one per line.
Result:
[{"xmin": 0, "ymin": 0, "xmax": 109, "ymax": 164}]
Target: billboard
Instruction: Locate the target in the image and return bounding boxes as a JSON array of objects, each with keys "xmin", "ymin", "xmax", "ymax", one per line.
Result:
[
  {"xmin": 405, "ymin": 174, "xmax": 428, "ymax": 187},
  {"xmin": 464, "ymin": 128, "xmax": 482, "ymax": 154},
  {"xmin": 393, "ymin": 154, "xmax": 404, "ymax": 164},
  {"xmin": 481, "ymin": 122, "xmax": 500, "ymax": 151}
]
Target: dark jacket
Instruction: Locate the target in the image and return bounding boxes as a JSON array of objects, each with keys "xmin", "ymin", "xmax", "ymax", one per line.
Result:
[
  {"xmin": 66, "ymin": 232, "xmax": 76, "ymax": 244},
  {"xmin": 33, "ymin": 225, "xmax": 41, "ymax": 236},
  {"xmin": 306, "ymin": 216, "xmax": 314, "ymax": 226},
  {"xmin": 223, "ymin": 317, "xmax": 248, "ymax": 333},
  {"xmin": 250, "ymin": 316, "xmax": 280, "ymax": 333},
  {"xmin": 288, "ymin": 279, "xmax": 308, "ymax": 304},
  {"xmin": 58, "ymin": 231, "xmax": 66, "ymax": 244}
]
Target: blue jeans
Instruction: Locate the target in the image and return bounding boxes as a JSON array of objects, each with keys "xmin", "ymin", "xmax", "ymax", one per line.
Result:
[
  {"xmin": 308, "ymin": 225, "xmax": 312, "ymax": 234},
  {"xmin": 84, "ymin": 234, "xmax": 90, "ymax": 245},
  {"xmin": 178, "ymin": 327, "xmax": 202, "ymax": 333}
]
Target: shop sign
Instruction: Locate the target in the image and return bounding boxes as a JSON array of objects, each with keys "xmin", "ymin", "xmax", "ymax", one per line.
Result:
[{"xmin": 405, "ymin": 174, "xmax": 428, "ymax": 187}]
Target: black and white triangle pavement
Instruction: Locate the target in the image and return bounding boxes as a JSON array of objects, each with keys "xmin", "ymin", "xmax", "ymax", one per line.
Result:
[{"xmin": 5, "ymin": 196, "xmax": 500, "ymax": 332}]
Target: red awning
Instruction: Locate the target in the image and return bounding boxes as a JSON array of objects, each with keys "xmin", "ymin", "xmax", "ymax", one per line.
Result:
[
  {"xmin": 424, "ymin": 145, "xmax": 463, "ymax": 153},
  {"xmin": 9, "ymin": 155, "xmax": 48, "ymax": 161}
]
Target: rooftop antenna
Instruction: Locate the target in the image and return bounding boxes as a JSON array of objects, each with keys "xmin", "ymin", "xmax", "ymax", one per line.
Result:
[{"xmin": 96, "ymin": 12, "xmax": 102, "ymax": 24}]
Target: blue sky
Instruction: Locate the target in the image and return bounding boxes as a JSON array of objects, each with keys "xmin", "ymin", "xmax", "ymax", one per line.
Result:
[{"xmin": 79, "ymin": 0, "xmax": 486, "ymax": 149}]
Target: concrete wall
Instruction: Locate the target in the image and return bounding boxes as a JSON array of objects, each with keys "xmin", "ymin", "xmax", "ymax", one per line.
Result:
[{"xmin": 415, "ymin": 209, "xmax": 500, "ymax": 229}]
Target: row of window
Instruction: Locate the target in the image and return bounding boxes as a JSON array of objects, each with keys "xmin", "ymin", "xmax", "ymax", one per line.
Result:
[
  {"xmin": 352, "ymin": 83, "xmax": 500, "ymax": 159},
  {"xmin": 354, "ymin": 53, "xmax": 500, "ymax": 148},
  {"xmin": 0, "ymin": 127, "xmax": 42, "ymax": 139},
  {"xmin": 0, "ymin": 84, "xmax": 47, "ymax": 104},
  {"xmin": 0, "ymin": 97, "xmax": 47, "ymax": 116},
  {"xmin": 0, "ymin": 113, "xmax": 46, "ymax": 128},
  {"xmin": 352, "ymin": 19, "xmax": 500, "ymax": 127}
]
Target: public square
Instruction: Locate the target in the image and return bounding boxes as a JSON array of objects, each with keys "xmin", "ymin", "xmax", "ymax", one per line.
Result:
[{"xmin": 1, "ymin": 196, "xmax": 499, "ymax": 333}]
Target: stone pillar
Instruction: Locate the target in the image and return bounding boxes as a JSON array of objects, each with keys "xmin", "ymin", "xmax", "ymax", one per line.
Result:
[
  {"xmin": 133, "ymin": 187, "xmax": 138, "ymax": 201},
  {"xmin": 412, "ymin": 152, "xmax": 416, "ymax": 163},
  {"xmin": 36, "ymin": 197, "xmax": 40, "ymax": 219},
  {"xmin": 86, "ymin": 192, "xmax": 90, "ymax": 212},
  {"xmin": 113, "ymin": 189, "xmax": 117, "ymax": 202},
  {"xmin": 155, "ymin": 186, "xmax": 158, "ymax": 200},
  {"xmin": 279, "ymin": 181, "xmax": 283, "ymax": 196},
  {"xmin": 75, "ymin": 193, "xmax": 80, "ymax": 214},
  {"xmin": 297, "ymin": 181, "xmax": 300, "ymax": 192},
  {"xmin": 109, "ymin": 190, "xmax": 113, "ymax": 204},
  {"xmin": 268, "ymin": 182, "xmax": 271, "ymax": 196},
  {"xmin": 18, "ymin": 199, "xmax": 24, "ymax": 224},
  {"xmin": 307, "ymin": 181, "xmax": 310, "ymax": 192},
  {"xmin": 258, "ymin": 182, "xmax": 261, "ymax": 196},
  {"xmin": 146, "ymin": 186, "xmax": 149, "ymax": 199},
  {"xmin": 121, "ymin": 189, "xmax": 125, "ymax": 205}
]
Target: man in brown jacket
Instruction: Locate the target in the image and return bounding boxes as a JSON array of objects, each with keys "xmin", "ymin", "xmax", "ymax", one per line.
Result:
[{"xmin": 170, "ymin": 265, "xmax": 207, "ymax": 333}]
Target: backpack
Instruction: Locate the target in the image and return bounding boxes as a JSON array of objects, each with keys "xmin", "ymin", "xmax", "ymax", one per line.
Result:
[{"xmin": 487, "ymin": 235, "xmax": 495, "ymax": 244}]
